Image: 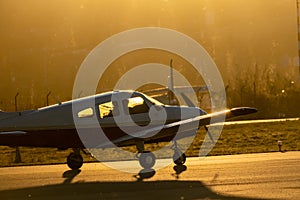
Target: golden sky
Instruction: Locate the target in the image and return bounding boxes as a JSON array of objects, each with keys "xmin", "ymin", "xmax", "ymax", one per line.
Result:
[{"xmin": 0, "ymin": 0, "xmax": 298, "ymax": 110}]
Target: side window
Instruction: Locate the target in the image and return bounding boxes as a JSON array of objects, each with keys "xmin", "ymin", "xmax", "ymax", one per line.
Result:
[
  {"xmin": 98, "ymin": 101, "xmax": 119, "ymax": 118},
  {"xmin": 77, "ymin": 108, "xmax": 94, "ymax": 118}
]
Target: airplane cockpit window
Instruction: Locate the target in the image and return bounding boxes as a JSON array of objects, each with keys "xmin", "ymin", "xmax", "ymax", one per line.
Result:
[
  {"xmin": 98, "ymin": 101, "xmax": 119, "ymax": 118},
  {"xmin": 123, "ymin": 97, "xmax": 149, "ymax": 114},
  {"xmin": 143, "ymin": 95, "xmax": 164, "ymax": 106},
  {"xmin": 98, "ymin": 97, "xmax": 149, "ymax": 118},
  {"xmin": 77, "ymin": 108, "xmax": 94, "ymax": 118}
]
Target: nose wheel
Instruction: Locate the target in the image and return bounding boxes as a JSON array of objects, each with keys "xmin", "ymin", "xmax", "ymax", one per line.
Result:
[
  {"xmin": 173, "ymin": 150, "xmax": 186, "ymax": 166},
  {"xmin": 172, "ymin": 141, "xmax": 186, "ymax": 166}
]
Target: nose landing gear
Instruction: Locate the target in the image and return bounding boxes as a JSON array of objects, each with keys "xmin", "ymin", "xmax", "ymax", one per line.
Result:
[
  {"xmin": 172, "ymin": 141, "xmax": 187, "ymax": 178},
  {"xmin": 172, "ymin": 141, "xmax": 186, "ymax": 166},
  {"xmin": 173, "ymin": 149, "xmax": 186, "ymax": 166}
]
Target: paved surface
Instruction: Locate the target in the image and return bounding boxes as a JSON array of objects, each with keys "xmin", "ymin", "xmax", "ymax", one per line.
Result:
[{"xmin": 0, "ymin": 152, "xmax": 299, "ymax": 200}]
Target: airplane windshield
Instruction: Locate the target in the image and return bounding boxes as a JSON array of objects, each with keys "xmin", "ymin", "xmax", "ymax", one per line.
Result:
[
  {"xmin": 124, "ymin": 96, "xmax": 149, "ymax": 114},
  {"xmin": 127, "ymin": 97, "xmax": 144, "ymax": 108},
  {"xmin": 143, "ymin": 95, "xmax": 164, "ymax": 106}
]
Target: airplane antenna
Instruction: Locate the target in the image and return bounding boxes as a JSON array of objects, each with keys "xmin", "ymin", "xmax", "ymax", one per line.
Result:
[
  {"xmin": 169, "ymin": 59, "xmax": 174, "ymax": 91},
  {"xmin": 14, "ymin": 92, "xmax": 19, "ymax": 112},
  {"xmin": 168, "ymin": 59, "xmax": 175, "ymax": 104},
  {"xmin": 46, "ymin": 91, "xmax": 51, "ymax": 106},
  {"xmin": 14, "ymin": 92, "xmax": 22, "ymax": 163}
]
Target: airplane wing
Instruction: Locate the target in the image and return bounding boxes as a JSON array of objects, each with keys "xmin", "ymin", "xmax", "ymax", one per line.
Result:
[
  {"xmin": 0, "ymin": 131, "xmax": 27, "ymax": 135},
  {"xmin": 97, "ymin": 107, "xmax": 257, "ymax": 148}
]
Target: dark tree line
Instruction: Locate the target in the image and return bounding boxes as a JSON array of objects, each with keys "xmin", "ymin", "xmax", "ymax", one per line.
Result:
[{"xmin": 226, "ymin": 64, "xmax": 299, "ymax": 118}]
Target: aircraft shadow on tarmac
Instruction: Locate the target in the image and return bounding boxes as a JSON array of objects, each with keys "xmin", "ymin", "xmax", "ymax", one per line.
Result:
[
  {"xmin": 62, "ymin": 169, "xmax": 82, "ymax": 184},
  {"xmin": 0, "ymin": 170, "xmax": 270, "ymax": 200},
  {"xmin": 0, "ymin": 181, "xmax": 270, "ymax": 200},
  {"xmin": 61, "ymin": 165, "xmax": 187, "ymax": 182}
]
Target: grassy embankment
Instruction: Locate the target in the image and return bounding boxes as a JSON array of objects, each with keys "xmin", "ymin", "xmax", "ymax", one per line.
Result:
[{"xmin": 0, "ymin": 120, "xmax": 299, "ymax": 167}]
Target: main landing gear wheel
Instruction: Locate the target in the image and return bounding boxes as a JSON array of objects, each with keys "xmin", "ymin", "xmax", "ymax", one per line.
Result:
[
  {"xmin": 138, "ymin": 151, "xmax": 156, "ymax": 169},
  {"xmin": 173, "ymin": 151, "xmax": 186, "ymax": 166},
  {"xmin": 67, "ymin": 152, "xmax": 83, "ymax": 170}
]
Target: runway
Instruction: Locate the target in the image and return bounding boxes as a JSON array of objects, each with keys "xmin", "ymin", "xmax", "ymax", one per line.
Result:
[{"xmin": 0, "ymin": 152, "xmax": 299, "ymax": 200}]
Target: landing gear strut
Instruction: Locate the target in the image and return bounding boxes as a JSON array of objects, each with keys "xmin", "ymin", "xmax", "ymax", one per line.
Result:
[
  {"xmin": 172, "ymin": 141, "xmax": 187, "ymax": 177},
  {"xmin": 173, "ymin": 149, "xmax": 186, "ymax": 166},
  {"xmin": 136, "ymin": 141, "xmax": 156, "ymax": 169},
  {"xmin": 172, "ymin": 141, "xmax": 186, "ymax": 166},
  {"xmin": 67, "ymin": 148, "xmax": 83, "ymax": 170}
]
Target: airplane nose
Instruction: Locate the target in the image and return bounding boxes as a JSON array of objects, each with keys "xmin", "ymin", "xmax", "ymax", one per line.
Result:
[
  {"xmin": 166, "ymin": 106, "xmax": 206, "ymax": 121},
  {"xmin": 179, "ymin": 107, "xmax": 205, "ymax": 119}
]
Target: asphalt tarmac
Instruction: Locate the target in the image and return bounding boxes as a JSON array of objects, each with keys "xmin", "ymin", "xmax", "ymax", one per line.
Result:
[{"xmin": 0, "ymin": 152, "xmax": 299, "ymax": 200}]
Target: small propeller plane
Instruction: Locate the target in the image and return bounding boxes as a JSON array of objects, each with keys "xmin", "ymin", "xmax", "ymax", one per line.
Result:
[{"xmin": 0, "ymin": 90, "xmax": 257, "ymax": 170}]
